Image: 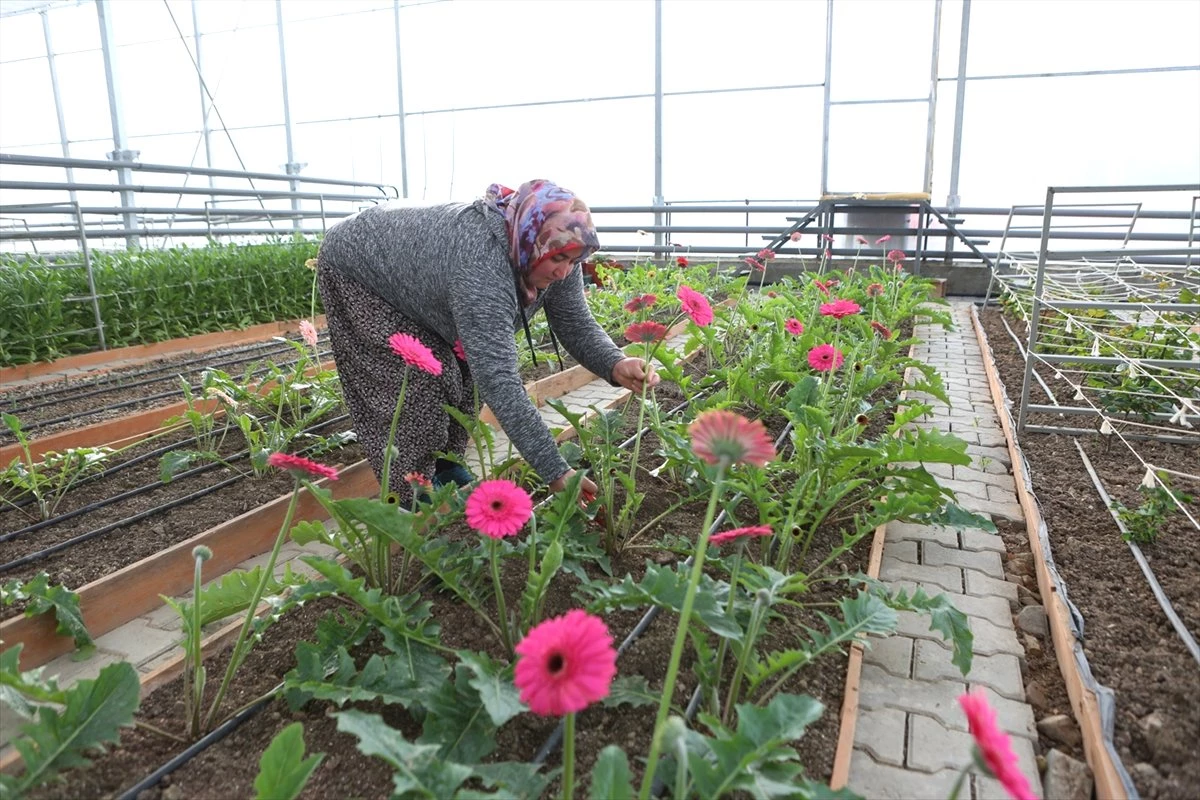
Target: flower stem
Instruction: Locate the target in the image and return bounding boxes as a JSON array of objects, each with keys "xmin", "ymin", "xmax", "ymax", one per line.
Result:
[
  {"xmin": 378, "ymin": 367, "xmax": 410, "ymax": 591},
  {"xmin": 638, "ymin": 463, "xmax": 727, "ymax": 800},
  {"xmin": 562, "ymin": 712, "xmax": 576, "ymax": 800},
  {"xmin": 203, "ymin": 480, "xmax": 300, "ymax": 732},
  {"xmin": 490, "ymin": 539, "xmax": 513, "ymax": 654}
]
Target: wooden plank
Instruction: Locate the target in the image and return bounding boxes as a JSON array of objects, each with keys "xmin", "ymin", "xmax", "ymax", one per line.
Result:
[
  {"xmin": 970, "ymin": 305, "xmax": 1126, "ymax": 800},
  {"xmin": 0, "ymin": 460, "xmax": 377, "ymax": 671},
  {"xmin": 0, "ymin": 316, "xmax": 326, "ymax": 386}
]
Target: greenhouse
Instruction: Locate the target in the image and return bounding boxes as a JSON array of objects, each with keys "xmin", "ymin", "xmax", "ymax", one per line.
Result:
[{"xmin": 0, "ymin": 0, "xmax": 1197, "ymax": 798}]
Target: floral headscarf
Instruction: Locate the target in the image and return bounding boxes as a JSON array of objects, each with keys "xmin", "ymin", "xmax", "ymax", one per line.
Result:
[{"xmin": 484, "ymin": 180, "xmax": 600, "ymax": 281}]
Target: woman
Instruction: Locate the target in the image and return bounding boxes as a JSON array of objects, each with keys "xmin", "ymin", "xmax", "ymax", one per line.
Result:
[{"xmin": 315, "ymin": 179, "xmax": 658, "ymax": 504}]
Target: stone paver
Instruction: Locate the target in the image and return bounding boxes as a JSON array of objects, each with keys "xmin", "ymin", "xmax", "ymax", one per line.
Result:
[{"xmin": 849, "ymin": 301, "xmax": 1042, "ymax": 800}]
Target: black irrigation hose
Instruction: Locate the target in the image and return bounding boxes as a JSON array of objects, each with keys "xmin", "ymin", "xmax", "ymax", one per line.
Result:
[
  {"xmin": 0, "ymin": 414, "xmax": 350, "ymax": 542},
  {"xmin": 1074, "ymin": 440, "xmax": 1200, "ymax": 667},
  {"xmin": 0, "ymin": 414, "xmax": 352, "ymax": 572},
  {"xmin": 2, "ymin": 335, "xmax": 312, "ymax": 410},
  {"xmin": 7, "ymin": 347, "xmax": 334, "ymax": 435},
  {"xmin": 115, "ymin": 687, "xmax": 281, "ymax": 800}
]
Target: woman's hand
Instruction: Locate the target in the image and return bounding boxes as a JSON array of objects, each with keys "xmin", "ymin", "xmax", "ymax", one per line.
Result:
[
  {"xmin": 612, "ymin": 357, "xmax": 660, "ymax": 394},
  {"xmin": 549, "ymin": 469, "xmax": 599, "ymax": 504}
]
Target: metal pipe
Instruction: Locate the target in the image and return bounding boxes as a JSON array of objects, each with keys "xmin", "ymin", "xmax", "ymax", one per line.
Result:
[
  {"xmin": 95, "ymin": 0, "xmax": 138, "ymax": 249},
  {"xmin": 653, "ymin": 0, "xmax": 664, "ymax": 251},
  {"xmin": 819, "ymin": 0, "xmax": 833, "ymax": 196},
  {"xmin": 40, "ymin": 10, "xmax": 76, "ymax": 205},
  {"xmin": 946, "ymin": 0, "xmax": 970, "ymax": 211},
  {"xmin": 393, "ymin": 0, "xmax": 409, "ymax": 199},
  {"xmin": 191, "ymin": 0, "xmax": 214, "ymax": 188},
  {"xmin": 276, "ymin": 0, "xmax": 301, "ymax": 229},
  {"xmin": 923, "ymin": 0, "xmax": 943, "ymax": 196},
  {"xmin": 1017, "ymin": 185, "xmax": 1056, "ymax": 433}
]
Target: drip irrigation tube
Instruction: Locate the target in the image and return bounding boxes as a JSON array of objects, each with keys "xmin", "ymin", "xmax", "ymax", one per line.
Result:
[
  {"xmin": 115, "ymin": 686, "xmax": 281, "ymax": 800},
  {"xmin": 1074, "ymin": 440, "xmax": 1200, "ymax": 667},
  {"xmin": 2, "ymin": 335, "xmax": 316, "ymax": 411},
  {"xmin": 0, "ymin": 414, "xmax": 352, "ymax": 572},
  {"xmin": 8, "ymin": 347, "xmax": 333, "ymax": 435}
]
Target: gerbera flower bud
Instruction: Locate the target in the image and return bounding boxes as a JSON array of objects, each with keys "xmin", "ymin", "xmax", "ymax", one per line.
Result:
[
  {"xmin": 266, "ymin": 452, "xmax": 339, "ymax": 481},
  {"xmin": 709, "ymin": 525, "xmax": 773, "ymax": 546}
]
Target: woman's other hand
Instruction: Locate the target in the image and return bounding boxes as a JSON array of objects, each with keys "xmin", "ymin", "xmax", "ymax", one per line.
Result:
[{"xmin": 612, "ymin": 357, "xmax": 660, "ymax": 394}]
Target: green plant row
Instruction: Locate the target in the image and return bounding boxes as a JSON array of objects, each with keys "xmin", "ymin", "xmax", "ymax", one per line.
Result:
[{"xmin": 0, "ymin": 238, "xmax": 321, "ymax": 367}]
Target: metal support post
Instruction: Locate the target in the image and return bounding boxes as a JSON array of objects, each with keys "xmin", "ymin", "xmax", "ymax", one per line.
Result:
[
  {"xmin": 393, "ymin": 0, "xmax": 409, "ymax": 199},
  {"xmin": 1017, "ymin": 186, "xmax": 1056, "ymax": 433},
  {"xmin": 923, "ymin": 0, "xmax": 943, "ymax": 196},
  {"xmin": 946, "ymin": 0, "xmax": 970, "ymax": 212},
  {"xmin": 819, "ymin": 0, "xmax": 833, "ymax": 196},
  {"xmin": 653, "ymin": 0, "xmax": 664, "ymax": 254},
  {"xmin": 96, "ymin": 0, "xmax": 139, "ymax": 249},
  {"xmin": 73, "ymin": 201, "xmax": 106, "ymax": 351},
  {"xmin": 276, "ymin": 0, "xmax": 303, "ymax": 229},
  {"xmin": 191, "ymin": 0, "xmax": 214, "ymax": 187}
]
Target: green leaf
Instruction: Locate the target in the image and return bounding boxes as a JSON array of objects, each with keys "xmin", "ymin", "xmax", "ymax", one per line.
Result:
[
  {"xmin": 583, "ymin": 562, "xmax": 743, "ymax": 640},
  {"xmin": 588, "ymin": 745, "xmax": 634, "ymax": 800},
  {"xmin": 253, "ymin": 722, "xmax": 323, "ymax": 800},
  {"xmin": 159, "ymin": 450, "xmax": 200, "ymax": 483},
  {"xmin": 335, "ymin": 709, "xmax": 474, "ymax": 799},
  {"xmin": 600, "ymin": 675, "xmax": 658, "ymax": 709},
  {"xmin": 458, "ymin": 651, "xmax": 525, "ymax": 727},
  {"xmin": 880, "ymin": 586, "xmax": 974, "ymax": 675},
  {"xmin": 0, "ymin": 645, "xmax": 65, "ymax": 719},
  {"xmin": 466, "ymin": 762, "xmax": 553, "ymax": 800},
  {"xmin": 4, "ymin": 661, "xmax": 139, "ymax": 794},
  {"xmin": 418, "ymin": 662, "xmax": 502, "ymax": 763},
  {"xmin": 19, "ymin": 574, "xmax": 92, "ymax": 650}
]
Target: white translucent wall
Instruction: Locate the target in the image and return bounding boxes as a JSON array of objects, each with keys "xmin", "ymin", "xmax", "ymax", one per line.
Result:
[{"xmin": 0, "ymin": 0, "xmax": 1197, "ymax": 210}]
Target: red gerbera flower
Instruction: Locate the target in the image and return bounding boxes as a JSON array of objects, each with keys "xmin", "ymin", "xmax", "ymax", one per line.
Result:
[
  {"xmin": 766, "ymin": 291, "xmax": 778, "ymax": 298},
  {"xmin": 403, "ymin": 471, "xmax": 432, "ymax": 489},
  {"xmin": 465, "ymin": 480, "xmax": 533, "ymax": 539},
  {"xmin": 624, "ymin": 321, "xmax": 669, "ymax": 344},
  {"xmin": 623, "ymin": 293, "xmax": 658, "ymax": 313},
  {"xmin": 453, "ymin": 339, "xmax": 467, "ymax": 361},
  {"xmin": 676, "ymin": 285, "xmax": 714, "ymax": 327},
  {"xmin": 866, "ymin": 283, "xmax": 885, "ymax": 297},
  {"xmin": 514, "ymin": 609, "xmax": 617, "ymax": 716},
  {"xmin": 855, "ymin": 235, "xmax": 869, "ymax": 245},
  {"xmin": 388, "ymin": 332, "xmax": 443, "ymax": 376},
  {"xmin": 886, "ymin": 249, "xmax": 905, "ymax": 264},
  {"xmin": 876, "ymin": 234, "xmax": 892, "ymax": 244},
  {"xmin": 744, "ymin": 256, "xmax": 765, "ymax": 271},
  {"xmin": 785, "ymin": 318, "xmax": 804, "ymax": 336},
  {"xmin": 709, "ymin": 525, "xmax": 773, "ymax": 547},
  {"xmin": 807, "ymin": 344, "xmax": 844, "ymax": 372},
  {"xmin": 813, "ymin": 279, "xmax": 831, "ymax": 297},
  {"xmin": 689, "ymin": 409, "xmax": 776, "ymax": 468},
  {"xmin": 266, "ymin": 452, "xmax": 339, "ymax": 481},
  {"xmin": 821, "ymin": 234, "xmax": 834, "ymax": 243},
  {"xmin": 756, "ymin": 248, "xmax": 776, "ymax": 261},
  {"xmin": 676, "ymin": 256, "xmax": 689, "ymax": 267},
  {"xmin": 819, "ymin": 299, "xmax": 861, "ymax": 319},
  {"xmin": 870, "ymin": 320, "xmax": 893, "ymax": 339},
  {"xmin": 959, "ymin": 691, "xmax": 1037, "ymax": 800}
]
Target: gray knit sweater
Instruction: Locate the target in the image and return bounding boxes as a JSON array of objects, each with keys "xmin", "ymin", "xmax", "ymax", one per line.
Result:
[{"xmin": 317, "ymin": 199, "xmax": 626, "ymax": 483}]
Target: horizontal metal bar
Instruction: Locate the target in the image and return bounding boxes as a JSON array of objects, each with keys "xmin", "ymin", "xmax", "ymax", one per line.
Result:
[
  {"xmin": 0, "ymin": 153, "xmax": 396, "ymax": 195},
  {"xmin": 945, "ymin": 64, "xmax": 1200, "ymax": 83},
  {"xmin": 1026, "ymin": 404, "xmax": 1199, "ymax": 423},
  {"xmin": 1039, "ymin": 300, "xmax": 1200, "ymax": 312},
  {"xmin": 1035, "ymin": 354, "xmax": 1200, "ymax": 369},
  {"xmin": 1050, "ymin": 183, "xmax": 1200, "ymax": 195},
  {"xmin": 1023, "ymin": 424, "xmax": 1199, "ymax": 445},
  {"xmin": 829, "ymin": 97, "xmax": 928, "ymax": 106},
  {"xmin": 0, "ymin": 180, "xmax": 383, "ymax": 203}
]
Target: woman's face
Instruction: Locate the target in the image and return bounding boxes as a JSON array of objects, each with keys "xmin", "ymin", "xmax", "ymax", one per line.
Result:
[{"xmin": 528, "ymin": 246, "xmax": 584, "ymax": 289}]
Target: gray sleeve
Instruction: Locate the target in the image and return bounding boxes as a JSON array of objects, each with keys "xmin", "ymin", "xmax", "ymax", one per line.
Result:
[
  {"xmin": 447, "ymin": 254, "xmax": 571, "ymax": 486},
  {"xmin": 544, "ymin": 266, "xmax": 627, "ymax": 384}
]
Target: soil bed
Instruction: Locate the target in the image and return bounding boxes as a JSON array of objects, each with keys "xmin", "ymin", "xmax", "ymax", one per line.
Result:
[{"xmin": 980, "ymin": 306, "xmax": 1199, "ymax": 800}]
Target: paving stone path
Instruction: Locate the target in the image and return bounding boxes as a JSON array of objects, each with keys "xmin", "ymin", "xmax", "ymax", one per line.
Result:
[{"xmin": 847, "ymin": 300, "xmax": 1043, "ymax": 799}]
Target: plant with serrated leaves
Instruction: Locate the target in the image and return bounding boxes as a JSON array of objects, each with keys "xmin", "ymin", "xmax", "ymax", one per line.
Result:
[
  {"xmin": 0, "ymin": 572, "xmax": 93, "ymax": 654},
  {"xmin": 0, "ymin": 645, "xmax": 139, "ymax": 796},
  {"xmin": 1, "ymin": 413, "xmax": 113, "ymax": 521},
  {"xmin": 252, "ymin": 722, "xmax": 324, "ymax": 800},
  {"xmin": 158, "ymin": 377, "xmax": 244, "ymax": 483},
  {"xmin": 1112, "ymin": 479, "xmax": 1194, "ymax": 544}
]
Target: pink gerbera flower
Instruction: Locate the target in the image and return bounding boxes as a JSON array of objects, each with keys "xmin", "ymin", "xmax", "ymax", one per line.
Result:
[
  {"xmin": 807, "ymin": 344, "xmax": 844, "ymax": 371},
  {"xmin": 821, "ymin": 234, "xmax": 834, "ymax": 243},
  {"xmin": 514, "ymin": 609, "xmax": 617, "ymax": 716},
  {"xmin": 625, "ymin": 321, "xmax": 669, "ymax": 344},
  {"xmin": 689, "ymin": 409, "xmax": 776, "ymax": 468},
  {"xmin": 403, "ymin": 471, "xmax": 432, "ymax": 489},
  {"xmin": 266, "ymin": 452, "xmax": 338, "ymax": 481},
  {"xmin": 876, "ymin": 234, "xmax": 892, "ymax": 244},
  {"xmin": 855, "ymin": 235, "xmax": 869, "ymax": 245},
  {"xmin": 676, "ymin": 256, "xmax": 689, "ymax": 267},
  {"xmin": 819, "ymin": 298, "xmax": 861, "ymax": 319},
  {"xmin": 709, "ymin": 525, "xmax": 773, "ymax": 546},
  {"xmin": 756, "ymin": 248, "xmax": 776, "ymax": 261},
  {"xmin": 623, "ymin": 293, "xmax": 658, "ymax": 313},
  {"xmin": 785, "ymin": 318, "xmax": 804, "ymax": 336},
  {"xmin": 823, "ymin": 248, "xmax": 831, "ymax": 259},
  {"xmin": 465, "ymin": 480, "xmax": 532, "ymax": 539},
  {"xmin": 298, "ymin": 320, "xmax": 318, "ymax": 348},
  {"xmin": 744, "ymin": 256, "xmax": 765, "ymax": 271},
  {"xmin": 388, "ymin": 332, "xmax": 443, "ymax": 376},
  {"xmin": 789, "ymin": 231, "xmax": 801, "ymax": 242},
  {"xmin": 867, "ymin": 282, "xmax": 885, "ymax": 297},
  {"xmin": 959, "ymin": 691, "xmax": 1037, "ymax": 800},
  {"xmin": 886, "ymin": 249, "xmax": 905, "ymax": 265},
  {"xmin": 676, "ymin": 285, "xmax": 714, "ymax": 327},
  {"xmin": 813, "ymin": 279, "xmax": 831, "ymax": 297},
  {"xmin": 871, "ymin": 320, "xmax": 894, "ymax": 339},
  {"xmin": 453, "ymin": 339, "xmax": 467, "ymax": 361}
]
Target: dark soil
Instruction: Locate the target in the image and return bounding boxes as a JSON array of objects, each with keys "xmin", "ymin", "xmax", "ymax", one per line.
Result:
[{"xmin": 980, "ymin": 306, "xmax": 1200, "ymax": 800}]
